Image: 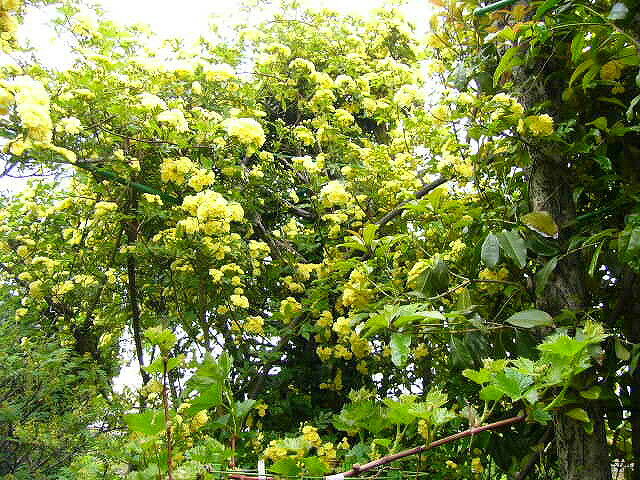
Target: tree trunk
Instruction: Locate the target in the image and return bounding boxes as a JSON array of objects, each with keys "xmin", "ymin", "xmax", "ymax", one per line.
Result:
[
  {"xmin": 554, "ymin": 405, "xmax": 611, "ymax": 480},
  {"xmin": 528, "ymin": 125, "xmax": 612, "ymax": 480}
]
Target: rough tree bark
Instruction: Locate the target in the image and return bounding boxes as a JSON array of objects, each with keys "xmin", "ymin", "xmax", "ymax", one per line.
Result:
[{"xmin": 527, "ymin": 100, "xmax": 612, "ymax": 480}]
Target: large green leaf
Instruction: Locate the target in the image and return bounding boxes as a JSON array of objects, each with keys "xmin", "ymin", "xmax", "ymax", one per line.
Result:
[
  {"xmin": 566, "ymin": 408, "xmax": 590, "ymax": 422},
  {"xmin": 303, "ymin": 457, "xmax": 330, "ymax": 475},
  {"xmin": 506, "ymin": 309, "xmax": 553, "ymax": 328},
  {"xmin": 390, "ymin": 333, "xmax": 412, "ymax": 367},
  {"xmin": 522, "ymin": 211, "xmax": 559, "ymax": 238},
  {"xmin": 535, "ymin": 257, "xmax": 558, "ymax": 296},
  {"xmin": 144, "ymin": 355, "xmax": 184, "ymax": 375},
  {"xmin": 497, "ymin": 229, "xmax": 527, "ymax": 269},
  {"xmin": 493, "ymin": 369, "xmax": 533, "ymax": 400},
  {"xmin": 124, "ymin": 410, "xmax": 166, "ymax": 436},
  {"xmin": 270, "ymin": 458, "xmax": 301, "ymax": 476},
  {"xmin": 493, "ymin": 45, "xmax": 521, "ymax": 86},
  {"xmin": 481, "ymin": 232, "xmax": 500, "ymax": 268}
]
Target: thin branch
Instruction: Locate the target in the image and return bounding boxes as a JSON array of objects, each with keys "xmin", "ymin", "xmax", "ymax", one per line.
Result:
[
  {"xmin": 229, "ymin": 415, "xmax": 525, "ymax": 480},
  {"xmin": 376, "ymin": 177, "xmax": 449, "ymax": 227}
]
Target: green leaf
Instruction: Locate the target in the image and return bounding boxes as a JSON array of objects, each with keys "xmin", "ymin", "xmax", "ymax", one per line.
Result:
[
  {"xmin": 144, "ymin": 355, "xmax": 184, "ymax": 375},
  {"xmin": 493, "ymin": 46, "xmax": 520, "ymax": 87},
  {"xmin": 124, "ymin": 410, "xmax": 166, "ymax": 436},
  {"xmin": 586, "ymin": 117, "xmax": 608, "ymax": 131},
  {"xmin": 270, "ymin": 458, "xmax": 301, "ymax": 477},
  {"xmin": 481, "ymin": 233, "xmax": 500, "ymax": 268},
  {"xmin": 479, "ymin": 384, "xmax": 503, "ymax": 401},
  {"xmin": 497, "ymin": 230, "xmax": 527, "ymax": 269},
  {"xmin": 569, "ymin": 58, "xmax": 595, "ymax": 87},
  {"xmin": 534, "ymin": 0, "xmax": 561, "ymax": 18},
  {"xmin": 529, "ymin": 405, "xmax": 552, "ymax": 424},
  {"xmin": 538, "ymin": 334, "xmax": 586, "ymax": 357},
  {"xmin": 234, "ymin": 399, "xmax": 256, "ymax": 420},
  {"xmin": 615, "ymin": 339, "xmax": 630, "ymax": 361},
  {"xmin": 493, "ymin": 369, "xmax": 533, "ymax": 400},
  {"xmin": 303, "ymin": 457, "xmax": 330, "ymax": 476},
  {"xmin": 506, "ymin": 309, "xmax": 553, "ymax": 328},
  {"xmin": 390, "ymin": 333, "xmax": 412, "ymax": 367},
  {"xmin": 362, "ymin": 224, "xmax": 378, "ymax": 246},
  {"xmin": 570, "ymin": 33, "xmax": 585, "ymax": 62},
  {"xmin": 535, "ymin": 257, "xmax": 558, "ymax": 296},
  {"xmin": 588, "ymin": 242, "xmax": 604, "ymax": 277},
  {"xmin": 183, "ymin": 386, "xmax": 223, "ymax": 416},
  {"xmin": 566, "ymin": 408, "xmax": 590, "ymax": 423},
  {"xmin": 580, "ymin": 386, "xmax": 602, "ymax": 400},
  {"xmin": 462, "ymin": 368, "xmax": 491, "ymax": 384},
  {"xmin": 522, "ymin": 211, "xmax": 559, "ymax": 238}
]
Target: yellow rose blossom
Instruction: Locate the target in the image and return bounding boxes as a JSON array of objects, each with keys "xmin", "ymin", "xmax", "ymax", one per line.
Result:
[
  {"xmin": 526, "ymin": 114, "xmax": 554, "ymax": 136},
  {"xmin": 320, "ymin": 181, "xmax": 350, "ymax": 207},
  {"xmin": 224, "ymin": 117, "xmax": 265, "ymax": 148}
]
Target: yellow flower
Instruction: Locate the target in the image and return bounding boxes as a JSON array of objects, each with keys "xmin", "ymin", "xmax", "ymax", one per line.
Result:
[
  {"xmin": 280, "ymin": 297, "xmax": 302, "ymax": 321},
  {"xmin": 244, "ymin": 315, "xmax": 264, "ymax": 334},
  {"xmin": 526, "ymin": 114, "xmax": 554, "ymax": 137},
  {"xmin": 56, "ymin": 116, "xmax": 81, "ymax": 134},
  {"xmin": 156, "ymin": 108, "xmax": 189, "ymax": 132},
  {"xmin": 320, "ymin": 181, "xmax": 350, "ymax": 207},
  {"xmin": 190, "ymin": 410, "xmax": 209, "ymax": 431},
  {"xmin": 203, "ymin": 63, "xmax": 235, "ymax": 81},
  {"xmin": 138, "ymin": 92, "xmax": 166, "ymax": 110},
  {"xmin": 188, "ymin": 169, "xmax": 215, "ymax": 192},
  {"xmin": 230, "ymin": 294, "xmax": 249, "ymax": 309},
  {"xmin": 7, "ymin": 76, "xmax": 52, "ymax": 142},
  {"xmin": 293, "ymin": 126, "xmax": 315, "ymax": 145},
  {"xmin": 471, "ymin": 457, "xmax": 484, "ymax": 474},
  {"xmin": 94, "ymin": 201, "xmax": 118, "ymax": 217},
  {"xmin": 224, "ymin": 117, "xmax": 265, "ymax": 147},
  {"xmin": 255, "ymin": 402, "xmax": 268, "ymax": 417},
  {"xmin": 302, "ymin": 425, "xmax": 322, "ymax": 446},
  {"xmin": 600, "ymin": 60, "xmax": 623, "ymax": 81}
]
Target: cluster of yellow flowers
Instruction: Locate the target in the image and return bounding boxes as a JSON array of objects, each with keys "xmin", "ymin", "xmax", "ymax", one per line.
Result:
[
  {"xmin": 301, "ymin": 425, "xmax": 322, "ymax": 446},
  {"xmin": 55, "ymin": 116, "xmax": 82, "ymax": 135},
  {"xmin": 293, "ymin": 126, "xmax": 314, "ymax": 145},
  {"xmin": 181, "ymin": 189, "xmax": 244, "ymax": 235},
  {"xmin": 600, "ymin": 60, "xmax": 624, "ymax": 81},
  {"xmin": 138, "ymin": 92, "xmax": 167, "ymax": 110},
  {"xmin": 160, "ymin": 157, "xmax": 196, "ymax": 184},
  {"xmin": 393, "ymin": 84, "xmax": 422, "ymax": 107},
  {"xmin": 292, "ymin": 155, "xmax": 323, "ymax": 174},
  {"xmin": 6, "ymin": 76, "xmax": 53, "ymax": 143},
  {"xmin": 190, "ymin": 410, "xmax": 209, "ymax": 432},
  {"xmin": 0, "ymin": 0, "xmax": 21, "ymax": 48},
  {"xmin": 254, "ymin": 402, "xmax": 268, "ymax": 417},
  {"xmin": 320, "ymin": 181, "xmax": 350, "ymax": 207},
  {"xmin": 471, "ymin": 457, "xmax": 484, "ymax": 474},
  {"xmin": 263, "ymin": 441, "xmax": 288, "ymax": 461},
  {"xmin": 156, "ymin": 108, "xmax": 189, "ymax": 132},
  {"xmin": 249, "ymin": 240, "xmax": 271, "ymax": 258},
  {"xmin": 243, "ymin": 315, "xmax": 264, "ymax": 334},
  {"xmin": 279, "ymin": 296, "xmax": 302, "ymax": 322},
  {"xmin": 94, "ymin": 201, "xmax": 118, "ymax": 217},
  {"xmin": 283, "ymin": 275, "xmax": 304, "ymax": 293},
  {"xmin": 224, "ymin": 117, "xmax": 265, "ymax": 149},
  {"xmin": 340, "ymin": 268, "xmax": 373, "ymax": 310},
  {"xmin": 203, "ymin": 63, "xmax": 235, "ymax": 82},
  {"xmin": 320, "ymin": 368, "xmax": 343, "ymax": 391},
  {"xmin": 518, "ymin": 114, "xmax": 554, "ymax": 137},
  {"xmin": 230, "ymin": 293, "xmax": 249, "ymax": 309},
  {"xmin": 490, "ymin": 92, "xmax": 524, "ymax": 119}
]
